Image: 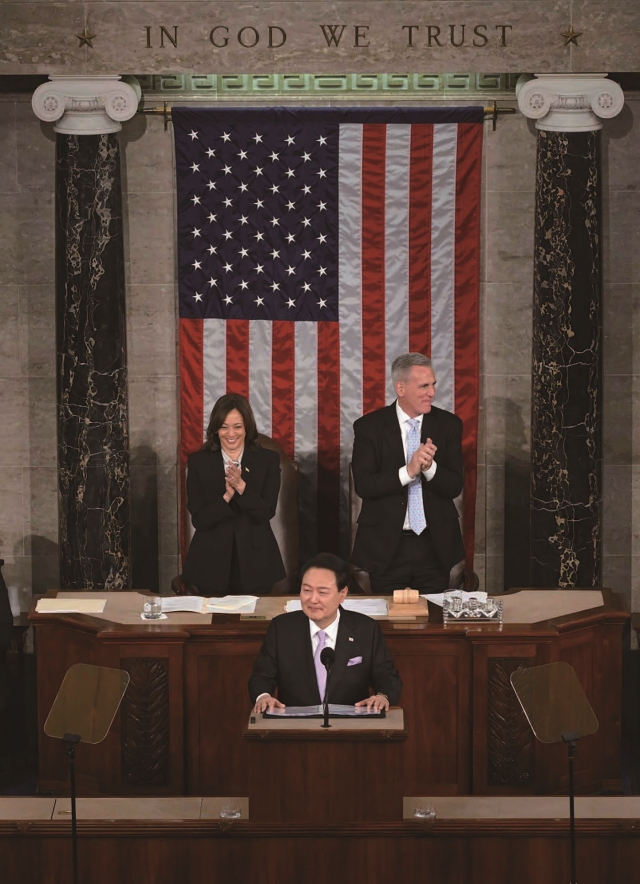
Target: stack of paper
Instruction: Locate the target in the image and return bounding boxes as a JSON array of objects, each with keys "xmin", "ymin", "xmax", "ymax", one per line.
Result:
[
  {"xmin": 343, "ymin": 598, "xmax": 388, "ymax": 616},
  {"xmin": 36, "ymin": 598, "xmax": 107, "ymax": 614},
  {"xmin": 206, "ymin": 595, "xmax": 259, "ymax": 614},
  {"xmin": 284, "ymin": 598, "xmax": 388, "ymax": 616},
  {"xmin": 160, "ymin": 596, "xmax": 207, "ymax": 614},
  {"xmin": 284, "ymin": 599, "xmax": 302, "ymax": 612}
]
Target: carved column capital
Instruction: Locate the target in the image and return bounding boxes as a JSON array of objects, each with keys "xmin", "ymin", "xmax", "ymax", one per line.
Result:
[
  {"xmin": 516, "ymin": 74, "xmax": 624, "ymax": 132},
  {"xmin": 32, "ymin": 75, "xmax": 140, "ymax": 135}
]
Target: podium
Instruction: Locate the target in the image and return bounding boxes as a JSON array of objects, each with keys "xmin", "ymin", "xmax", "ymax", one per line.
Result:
[
  {"xmin": 30, "ymin": 590, "xmax": 627, "ymax": 797},
  {"xmin": 244, "ymin": 708, "xmax": 407, "ymax": 823}
]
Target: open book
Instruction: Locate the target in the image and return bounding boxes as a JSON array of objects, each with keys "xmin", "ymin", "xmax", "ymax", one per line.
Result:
[
  {"xmin": 160, "ymin": 595, "xmax": 259, "ymax": 614},
  {"xmin": 263, "ymin": 704, "xmax": 385, "ymax": 719}
]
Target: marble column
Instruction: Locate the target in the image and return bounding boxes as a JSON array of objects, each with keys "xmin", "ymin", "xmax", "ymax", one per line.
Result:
[
  {"xmin": 517, "ymin": 75, "xmax": 624, "ymax": 587},
  {"xmin": 32, "ymin": 77, "xmax": 139, "ymax": 589}
]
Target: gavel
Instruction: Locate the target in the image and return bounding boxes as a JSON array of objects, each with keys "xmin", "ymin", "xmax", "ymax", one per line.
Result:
[{"xmin": 392, "ymin": 588, "xmax": 420, "ymax": 605}]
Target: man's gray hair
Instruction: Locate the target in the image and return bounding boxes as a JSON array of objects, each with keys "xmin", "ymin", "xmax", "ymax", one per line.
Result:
[{"xmin": 391, "ymin": 353, "xmax": 433, "ymax": 384}]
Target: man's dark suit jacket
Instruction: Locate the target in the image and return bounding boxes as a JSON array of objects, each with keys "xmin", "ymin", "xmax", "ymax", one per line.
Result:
[
  {"xmin": 183, "ymin": 445, "xmax": 286, "ymax": 595},
  {"xmin": 248, "ymin": 607, "xmax": 402, "ymax": 706},
  {"xmin": 351, "ymin": 403, "xmax": 465, "ymax": 579}
]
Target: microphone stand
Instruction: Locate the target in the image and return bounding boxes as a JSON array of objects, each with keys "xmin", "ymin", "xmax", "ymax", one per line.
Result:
[
  {"xmin": 562, "ymin": 732, "xmax": 579, "ymax": 884},
  {"xmin": 321, "ymin": 666, "xmax": 332, "ymax": 729},
  {"xmin": 319, "ymin": 646, "xmax": 335, "ymax": 729},
  {"xmin": 63, "ymin": 733, "xmax": 81, "ymax": 884}
]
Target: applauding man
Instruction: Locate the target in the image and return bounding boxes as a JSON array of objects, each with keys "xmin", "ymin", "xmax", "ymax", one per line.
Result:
[{"xmin": 351, "ymin": 353, "xmax": 465, "ymax": 593}]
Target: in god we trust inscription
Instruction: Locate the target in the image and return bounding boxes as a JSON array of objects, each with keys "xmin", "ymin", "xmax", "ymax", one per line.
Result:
[
  {"xmin": 142, "ymin": 22, "xmax": 515, "ymax": 51},
  {"xmin": 0, "ymin": 2, "xmax": 588, "ymax": 76}
]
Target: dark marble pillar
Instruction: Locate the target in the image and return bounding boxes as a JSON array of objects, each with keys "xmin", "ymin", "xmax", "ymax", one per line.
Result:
[
  {"xmin": 31, "ymin": 77, "xmax": 140, "ymax": 589},
  {"xmin": 531, "ymin": 129, "xmax": 601, "ymax": 587},
  {"xmin": 55, "ymin": 133, "xmax": 131, "ymax": 589},
  {"xmin": 517, "ymin": 75, "xmax": 624, "ymax": 588}
]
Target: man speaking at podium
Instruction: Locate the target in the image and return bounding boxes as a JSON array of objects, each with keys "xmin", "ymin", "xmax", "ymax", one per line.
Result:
[{"xmin": 249, "ymin": 553, "xmax": 401, "ymax": 714}]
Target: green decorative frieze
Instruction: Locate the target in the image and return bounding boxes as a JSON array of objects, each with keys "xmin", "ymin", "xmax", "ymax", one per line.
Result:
[{"xmin": 136, "ymin": 72, "xmax": 519, "ymax": 99}]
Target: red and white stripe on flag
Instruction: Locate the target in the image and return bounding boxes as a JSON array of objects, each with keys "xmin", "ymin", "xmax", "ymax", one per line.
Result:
[{"xmin": 179, "ymin": 116, "xmax": 482, "ymax": 565}]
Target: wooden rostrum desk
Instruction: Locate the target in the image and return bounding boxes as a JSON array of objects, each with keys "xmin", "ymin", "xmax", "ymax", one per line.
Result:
[
  {"xmin": 29, "ymin": 589, "xmax": 628, "ymax": 800},
  {"xmin": 244, "ymin": 709, "xmax": 407, "ymax": 823},
  {"xmin": 4, "ymin": 796, "xmax": 640, "ymax": 884}
]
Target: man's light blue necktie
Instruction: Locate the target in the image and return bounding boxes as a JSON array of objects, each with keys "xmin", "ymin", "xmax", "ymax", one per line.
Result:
[{"xmin": 407, "ymin": 418, "xmax": 427, "ymax": 535}]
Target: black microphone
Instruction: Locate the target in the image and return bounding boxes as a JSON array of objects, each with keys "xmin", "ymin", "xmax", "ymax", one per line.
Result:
[
  {"xmin": 320, "ymin": 647, "xmax": 335, "ymax": 672},
  {"xmin": 320, "ymin": 647, "xmax": 335, "ymax": 728}
]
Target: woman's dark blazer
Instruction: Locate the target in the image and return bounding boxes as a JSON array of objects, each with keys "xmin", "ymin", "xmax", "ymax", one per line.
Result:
[{"xmin": 183, "ymin": 445, "xmax": 286, "ymax": 595}]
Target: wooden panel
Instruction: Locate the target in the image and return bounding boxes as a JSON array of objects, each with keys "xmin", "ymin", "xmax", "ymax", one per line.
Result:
[
  {"xmin": 597, "ymin": 622, "xmax": 626, "ymax": 789},
  {"xmin": 247, "ymin": 736, "xmax": 404, "ymax": 822},
  {"xmin": 556, "ymin": 624, "xmax": 624, "ymax": 794},
  {"xmin": 3, "ymin": 820, "xmax": 640, "ymax": 884},
  {"xmin": 471, "ymin": 640, "xmax": 540, "ymax": 795},
  {"xmin": 34, "ymin": 622, "xmax": 105, "ymax": 795},
  {"xmin": 120, "ymin": 658, "xmax": 170, "ymax": 788},
  {"xmin": 486, "ymin": 657, "xmax": 536, "ymax": 788},
  {"xmin": 113, "ymin": 643, "xmax": 186, "ymax": 796},
  {"xmin": 33, "ymin": 623, "xmax": 186, "ymax": 796},
  {"xmin": 184, "ymin": 637, "xmax": 262, "ymax": 795},
  {"xmin": 387, "ymin": 632, "xmax": 471, "ymax": 795}
]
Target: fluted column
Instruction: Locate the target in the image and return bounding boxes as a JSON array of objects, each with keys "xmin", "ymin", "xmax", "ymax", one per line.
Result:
[
  {"xmin": 32, "ymin": 76, "xmax": 139, "ymax": 589},
  {"xmin": 517, "ymin": 74, "xmax": 624, "ymax": 587}
]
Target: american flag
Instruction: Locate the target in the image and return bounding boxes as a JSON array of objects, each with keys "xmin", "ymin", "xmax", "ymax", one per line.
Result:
[{"xmin": 173, "ymin": 107, "xmax": 483, "ymax": 563}]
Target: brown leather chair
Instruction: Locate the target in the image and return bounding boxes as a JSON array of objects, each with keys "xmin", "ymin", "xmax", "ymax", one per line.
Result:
[
  {"xmin": 348, "ymin": 463, "xmax": 478, "ymax": 594},
  {"xmin": 173, "ymin": 435, "xmax": 300, "ymax": 596}
]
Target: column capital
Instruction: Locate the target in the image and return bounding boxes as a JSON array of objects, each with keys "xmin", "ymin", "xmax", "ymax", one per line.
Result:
[
  {"xmin": 32, "ymin": 76, "xmax": 140, "ymax": 135},
  {"xmin": 516, "ymin": 74, "xmax": 624, "ymax": 132}
]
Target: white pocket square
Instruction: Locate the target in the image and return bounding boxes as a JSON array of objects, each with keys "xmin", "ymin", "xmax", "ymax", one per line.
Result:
[{"xmin": 347, "ymin": 656, "xmax": 363, "ymax": 667}]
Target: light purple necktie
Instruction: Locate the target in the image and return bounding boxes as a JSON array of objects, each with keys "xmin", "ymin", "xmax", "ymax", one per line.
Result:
[
  {"xmin": 313, "ymin": 630, "xmax": 328, "ymax": 700},
  {"xmin": 407, "ymin": 418, "xmax": 427, "ymax": 535}
]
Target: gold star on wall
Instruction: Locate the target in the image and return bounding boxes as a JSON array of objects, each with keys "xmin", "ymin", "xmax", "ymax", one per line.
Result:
[
  {"xmin": 561, "ymin": 25, "xmax": 583, "ymax": 46},
  {"xmin": 76, "ymin": 26, "xmax": 97, "ymax": 48}
]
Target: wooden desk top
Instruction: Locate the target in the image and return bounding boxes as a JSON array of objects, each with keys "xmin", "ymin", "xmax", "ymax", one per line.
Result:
[
  {"xmin": 28, "ymin": 588, "xmax": 628, "ymax": 637},
  {"xmin": 0, "ymin": 797, "xmax": 249, "ymax": 820},
  {"xmin": 2, "ymin": 794, "xmax": 640, "ymax": 823},
  {"xmin": 403, "ymin": 796, "xmax": 640, "ymax": 820}
]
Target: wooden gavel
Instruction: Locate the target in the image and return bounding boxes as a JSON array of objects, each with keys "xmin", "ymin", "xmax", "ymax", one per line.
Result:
[{"xmin": 392, "ymin": 588, "xmax": 420, "ymax": 605}]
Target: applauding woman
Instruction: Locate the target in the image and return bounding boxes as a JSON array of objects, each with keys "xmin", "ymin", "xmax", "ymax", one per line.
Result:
[{"xmin": 183, "ymin": 393, "xmax": 286, "ymax": 596}]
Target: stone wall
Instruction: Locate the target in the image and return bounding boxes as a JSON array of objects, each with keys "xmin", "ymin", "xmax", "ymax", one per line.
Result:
[
  {"xmin": 0, "ymin": 87, "xmax": 638, "ymax": 616},
  {"xmin": 479, "ymin": 98, "xmax": 536, "ymax": 594},
  {"xmin": 1, "ymin": 1, "xmax": 639, "ymax": 76},
  {"xmin": 602, "ymin": 98, "xmax": 640, "ymax": 613},
  {"xmin": 0, "ymin": 96, "xmax": 57, "ymax": 601}
]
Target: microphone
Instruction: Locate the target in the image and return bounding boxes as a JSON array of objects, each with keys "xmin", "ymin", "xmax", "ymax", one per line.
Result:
[
  {"xmin": 320, "ymin": 647, "xmax": 335, "ymax": 672},
  {"xmin": 320, "ymin": 647, "xmax": 335, "ymax": 729}
]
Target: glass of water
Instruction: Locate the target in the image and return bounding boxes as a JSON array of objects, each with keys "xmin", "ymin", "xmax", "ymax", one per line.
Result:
[
  {"xmin": 483, "ymin": 597, "xmax": 498, "ymax": 618},
  {"xmin": 220, "ymin": 804, "xmax": 242, "ymax": 819},
  {"xmin": 445, "ymin": 591, "xmax": 463, "ymax": 618},
  {"xmin": 142, "ymin": 595, "xmax": 162, "ymax": 620}
]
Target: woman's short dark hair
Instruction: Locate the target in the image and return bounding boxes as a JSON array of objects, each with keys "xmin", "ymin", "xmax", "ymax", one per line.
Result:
[
  {"xmin": 204, "ymin": 393, "xmax": 259, "ymax": 451},
  {"xmin": 301, "ymin": 553, "xmax": 350, "ymax": 591}
]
